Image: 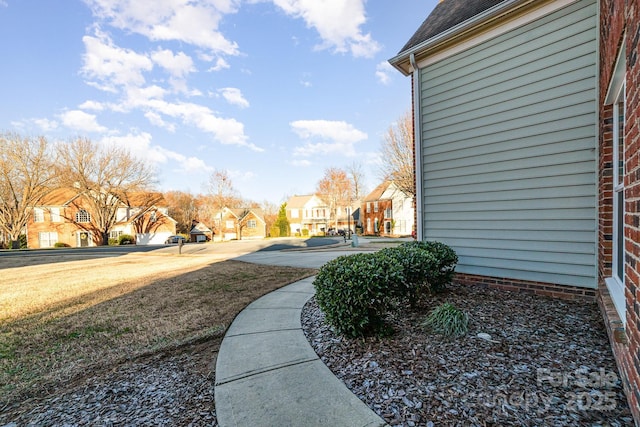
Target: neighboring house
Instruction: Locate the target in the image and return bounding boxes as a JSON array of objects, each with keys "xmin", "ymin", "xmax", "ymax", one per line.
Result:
[
  {"xmin": 390, "ymin": 0, "xmax": 639, "ymax": 421},
  {"xmin": 27, "ymin": 188, "xmax": 176, "ymax": 247},
  {"xmin": 286, "ymin": 195, "xmax": 330, "ymax": 236},
  {"xmin": 213, "ymin": 207, "xmax": 266, "ymax": 241},
  {"xmin": 362, "ymin": 181, "xmax": 414, "ymax": 236},
  {"xmin": 190, "ymin": 220, "xmax": 213, "ymax": 243},
  {"xmin": 115, "ymin": 192, "xmax": 177, "ymax": 245}
]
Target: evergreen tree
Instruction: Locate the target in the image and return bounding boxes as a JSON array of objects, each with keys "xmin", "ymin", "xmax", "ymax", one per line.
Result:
[{"xmin": 274, "ymin": 202, "xmax": 289, "ymax": 237}]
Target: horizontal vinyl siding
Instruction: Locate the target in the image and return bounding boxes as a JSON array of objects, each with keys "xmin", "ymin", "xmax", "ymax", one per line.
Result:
[{"xmin": 419, "ymin": 0, "xmax": 597, "ymax": 288}]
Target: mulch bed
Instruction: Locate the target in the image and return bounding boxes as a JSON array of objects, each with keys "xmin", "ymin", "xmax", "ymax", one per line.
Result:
[{"xmin": 301, "ymin": 283, "xmax": 635, "ymax": 426}]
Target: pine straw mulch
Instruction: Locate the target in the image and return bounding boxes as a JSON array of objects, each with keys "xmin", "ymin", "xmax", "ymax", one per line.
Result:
[{"xmin": 302, "ymin": 283, "xmax": 635, "ymax": 427}]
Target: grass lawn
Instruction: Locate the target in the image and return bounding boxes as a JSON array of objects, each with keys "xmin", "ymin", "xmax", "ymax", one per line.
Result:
[{"xmin": 0, "ymin": 252, "xmax": 316, "ymax": 408}]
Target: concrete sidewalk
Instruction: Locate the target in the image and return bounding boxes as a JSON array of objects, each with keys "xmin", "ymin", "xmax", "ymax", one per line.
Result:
[{"xmin": 214, "ymin": 276, "xmax": 388, "ymax": 427}]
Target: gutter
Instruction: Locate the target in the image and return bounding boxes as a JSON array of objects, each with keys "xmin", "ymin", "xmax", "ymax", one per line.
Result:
[
  {"xmin": 389, "ymin": 0, "xmax": 532, "ymax": 75},
  {"xmin": 410, "ymin": 53, "xmax": 424, "ymax": 242}
]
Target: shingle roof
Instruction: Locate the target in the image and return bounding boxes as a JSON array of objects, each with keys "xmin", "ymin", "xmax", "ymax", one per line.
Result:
[
  {"xmin": 363, "ymin": 181, "xmax": 391, "ymax": 202},
  {"xmin": 399, "ymin": 0, "xmax": 507, "ymax": 54}
]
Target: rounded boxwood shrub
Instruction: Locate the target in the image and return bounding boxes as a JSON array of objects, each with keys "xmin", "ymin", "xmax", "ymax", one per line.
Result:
[
  {"xmin": 313, "ymin": 252, "xmax": 405, "ymax": 338},
  {"xmin": 54, "ymin": 242, "xmax": 71, "ymax": 248},
  {"xmin": 118, "ymin": 234, "xmax": 135, "ymax": 245},
  {"xmin": 377, "ymin": 245, "xmax": 438, "ymax": 305},
  {"xmin": 399, "ymin": 240, "xmax": 458, "ymax": 293}
]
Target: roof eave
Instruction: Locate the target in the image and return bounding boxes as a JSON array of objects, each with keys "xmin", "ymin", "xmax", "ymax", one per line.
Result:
[{"xmin": 389, "ymin": 0, "xmax": 527, "ymax": 75}]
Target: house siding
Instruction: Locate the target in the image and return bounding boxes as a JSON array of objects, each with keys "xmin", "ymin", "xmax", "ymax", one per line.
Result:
[{"xmin": 419, "ymin": 0, "xmax": 598, "ymax": 288}]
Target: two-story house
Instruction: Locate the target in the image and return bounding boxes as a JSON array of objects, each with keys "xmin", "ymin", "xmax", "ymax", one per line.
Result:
[
  {"xmin": 27, "ymin": 188, "xmax": 176, "ymax": 247},
  {"xmin": 212, "ymin": 207, "xmax": 266, "ymax": 241},
  {"xmin": 361, "ymin": 181, "xmax": 414, "ymax": 237},
  {"xmin": 389, "ymin": 0, "xmax": 640, "ymax": 420},
  {"xmin": 286, "ymin": 195, "xmax": 330, "ymax": 236}
]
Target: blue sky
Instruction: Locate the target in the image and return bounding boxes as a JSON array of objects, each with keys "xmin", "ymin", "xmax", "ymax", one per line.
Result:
[{"xmin": 0, "ymin": 0, "xmax": 437, "ymax": 204}]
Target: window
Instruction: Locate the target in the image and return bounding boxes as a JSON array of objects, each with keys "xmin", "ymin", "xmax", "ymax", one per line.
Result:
[
  {"xmin": 604, "ymin": 42, "xmax": 626, "ymax": 323},
  {"xmin": 109, "ymin": 230, "xmax": 122, "ymax": 239},
  {"xmin": 385, "ymin": 207, "xmax": 393, "ymax": 218},
  {"xmin": 366, "ymin": 202, "xmax": 371, "ymax": 213},
  {"xmin": 75, "ymin": 209, "xmax": 91, "ymax": 223},
  {"xmin": 33, "ymin": 208, "xmax": 45, "ymax": 222},
  {"xmin": 613, "ymin": 85, "xmax": 625, "ymax": 285},
  {"xmin": 50, "ymin": 207, "xmax": 61, "ymax": 222},
  {"xmin": 374, "ymin": 201, "xmax": 379, "ymax": 213},
  {"xmin": 38, "ymin": 231, "xmax": 58, "ymax": 248},
  {"xmin": 291, "ymin": 209, "xmax": 299, "ymax": 218},
  {"xmin": 226, "ymin": 220, "xmax": 234, "ymax": 229},
  {"xmin": 247, "ymin": 219, "xmax": 257, "ymax": 229}
]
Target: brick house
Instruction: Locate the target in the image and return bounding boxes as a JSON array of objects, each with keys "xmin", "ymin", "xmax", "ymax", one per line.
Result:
[
  {"xmin": 213, "ymin": 207, "xmax": 266, "ymax": 241},
  {"xmin": 362, "ymin": 181, "xmax": 414, "ymax": 236},
  {"xmin": 598, "ymin": 0, "xmax": 640, "ymax": 419},
  {"xmin": 27, "ymin": 188, "xmax": 176, "ymax": 247},
  {"xmin": 389, "ymin": 0, "xmax": 639, "ymax": 422}
]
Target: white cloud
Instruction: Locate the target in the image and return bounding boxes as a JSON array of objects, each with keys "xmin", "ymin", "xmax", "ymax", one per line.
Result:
[
  {"xmin": 144, "ymin": 111, "xmax": 176, "ymax": 132},
  {"xmin": 78, "ymin": 100, "xmax": 105, "ymax": 111},
  {"xmin": 100, "ymin": 132, "xmax": 211, "ymax": 172},
  {"xmin": 33, "ymin": 118, "xmax": 59, "ymax": 132},
  {"xmin": 208, "ymin": 57, "xmax": 230, "ymax": 72},
  {"xmin": 81, "ymin": 29, "xmax": 154, "ymax": 91},
  {"xmin": 83, "ymin": 0, "xmax": 240, "ymax": 55},
  {"xmin": 145, "ymin": 99, "xmax": 262, "ymax": 151},
  {"xmin": 219, "ymin": 87, "xmax": 249, "ymax": 108},
  {"xmin": 59, "ymin": 110, "xmax": 108, "ymax": 133},
  {"xmin": 375, "ymin": 61, "xmax": 394, "ymax": 85},
  {"xmin": 151, "ymin": 48, "xmax": 195, "ymax": 77},
  {"xmin": 270, "ymin": 0, "xmax": 381, "ymax": 58},
  {"xmin": 290, "ymin": 119, "xmax": 367, "ymax": 157}
]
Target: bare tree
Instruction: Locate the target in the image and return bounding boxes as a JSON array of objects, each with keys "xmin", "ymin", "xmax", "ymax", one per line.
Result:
[
  {"xmin": 379, "ymin": 110, "xmax": 415, "ymax": 198},
  {"xmin": 260, "ymin": 199, "xmax": 279, "ymax": 237},
  {"xmin": 316, "ymin": 167, "xmax": 353, "ymax": 229},
  {"xmin": 346, "ymin": 161, "xmax": 367, "ymax": 201},
  {"xmin": 57, "ymin": 138, "xmax": 157, "ymax": 245},
  {"xmin": 0, "ymin": 134, "xmax": 57, "ymax": 248},
  {"xmin": 207, "ymin": 169, "xmax": 240, "ymax": 238},
  {"xmin": 164, "ymin": 190, "xmax": 198, "ymax": 234}
]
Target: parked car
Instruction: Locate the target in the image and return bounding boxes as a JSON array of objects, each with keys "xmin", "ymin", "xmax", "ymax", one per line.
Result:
[{"xmin": 165, "ymin": 235, "xmax": 187, "ymax": 244}]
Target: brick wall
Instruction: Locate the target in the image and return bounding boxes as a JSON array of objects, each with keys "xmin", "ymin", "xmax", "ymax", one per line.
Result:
[
  {"xmin": 455, "ymin": 273, "xmax": 597, "ymax": 301},
  {"xmin": 598, "ymin": 0, "xmax": 640, "ymax": 424}
]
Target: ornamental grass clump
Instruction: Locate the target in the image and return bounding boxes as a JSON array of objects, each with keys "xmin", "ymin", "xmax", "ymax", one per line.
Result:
[{"xmin": 422, "ymin": 302, "xmax": 469, "ymax": 338}]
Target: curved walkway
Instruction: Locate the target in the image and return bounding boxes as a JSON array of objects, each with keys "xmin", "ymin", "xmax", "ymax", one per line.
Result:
[{"xmin": 214, "ymin": 249, "xmax": 388, "ymax": 427}]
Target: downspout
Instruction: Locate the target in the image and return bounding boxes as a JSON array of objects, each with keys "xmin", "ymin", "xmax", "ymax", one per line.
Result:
[{"xmin": 410, "ymin": 53, "xmax": 424, "ymax": 241}]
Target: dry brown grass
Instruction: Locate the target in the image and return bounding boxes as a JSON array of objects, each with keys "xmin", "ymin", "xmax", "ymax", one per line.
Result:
[{"xmin": 0, "ymin": 252, "xmax": 316, "ymax": 407}]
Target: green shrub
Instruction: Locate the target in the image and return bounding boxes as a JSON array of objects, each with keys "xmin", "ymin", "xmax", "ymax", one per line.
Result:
[
  {"xmin": 118, "ymin": 234, "xmax": 135, "ymax": 245},
  {"xmin": 108, "ymin": 238, "xmax": 118, "ymax": 246},
  {"xmin": 377, "ymin": 245, "xmax": 438, "ymax": 305},
  {"xmin": 313, "ymin": 252, "xmax": 405, "ymax": 338},
  {"xmin": 422, "ymin": 302, "xmax": 468, "ymax": 337},
  {"xmin": 269, "ymin": 226, "xmax": 280, "ymax": 238},
  {"xmin": 399, "ymin": 241, "xmax": 458, "ymax": 293},
  {"xmin": 54, "ymin": 242, "xmax": 71, "ymax": 248},
  {"xmin": 301, "ymin": 228, "xmax": 309, "ymax": 237}
]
